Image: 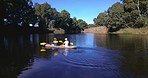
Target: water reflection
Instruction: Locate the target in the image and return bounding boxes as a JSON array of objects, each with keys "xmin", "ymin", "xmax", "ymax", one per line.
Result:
[
  {"xmin": 0, "ymin": 34, "xmax": 55, "ymax": 78},
  {"xmin": 40, "ymin": 47, "xmax": 46, "ymax": 52},
  {"xmin": 94, "ymin": 34, "xmax": 148, "ymax": 77},
  {"xmin": 62, "ymin": 49, "xmax": 68, "ymax": 56},
  {"xmin": 0, "ymin": 33, "xmax": 148, "ymax": 78},
  {"xmin": 53, "ymin": 51, "xmax": 58, "ymax": 56},
  {"xmin": 70, "ymin": 33, "xmax": 96, "ymax": 47},
  {"xmin": 52, "ymin": 48, "xmax": 70, "ymax": 56},
  {"xmin": 0, "ymin": 34, "xmax": 35, "ymax": 78}
]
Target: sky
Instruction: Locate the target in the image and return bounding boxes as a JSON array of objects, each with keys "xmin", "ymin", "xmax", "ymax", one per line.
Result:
[{"xmin": 32, "ymin": 0, "xmax": 121, "ymax": 24}]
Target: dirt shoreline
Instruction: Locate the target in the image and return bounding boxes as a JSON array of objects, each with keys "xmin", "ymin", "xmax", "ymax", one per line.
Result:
[
  {"xmin": 82, "ymin": 26, "xmax": 108, "ymax": 34},
  {"xmin": 83, "ymin": 26, "xmax": 148, "ymax": 35}
]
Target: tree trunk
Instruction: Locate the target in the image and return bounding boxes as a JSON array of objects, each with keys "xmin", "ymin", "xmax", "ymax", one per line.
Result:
[{"xmin": 137, "ymin": 0, "xmax": 141, "ymax": 17}]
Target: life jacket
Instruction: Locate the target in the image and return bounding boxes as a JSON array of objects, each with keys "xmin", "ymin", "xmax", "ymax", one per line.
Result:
[{"xmin": 53, "ymin": 40, "xmax": 58, "ymax": 44}]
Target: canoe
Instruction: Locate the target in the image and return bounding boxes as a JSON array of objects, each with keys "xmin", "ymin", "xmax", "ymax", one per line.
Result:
[{"xmin": 45, "ymin": 44, "xmax": 77, "ymax": 49}]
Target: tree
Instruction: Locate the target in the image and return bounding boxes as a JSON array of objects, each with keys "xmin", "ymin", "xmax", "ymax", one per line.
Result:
[
  {"xmin": 108, "ymin": 2, "xmax": 125, "ymax": 28},
  {"xmin": 94, "ymin": 12, "xmax": 111, "ymax": 27},
  {"xmin": 48, "ymin": 20, "xmax": 56, "ymax": 28},
  {"xmin": 34, "ymin": 2, "xmax": 51, "ymax": 29},
  {"xmin": 47, "ymin": 8, "xmax": 60, "ymax": 28},
  {"xmin": 121, "ymin": 0, "xmax": 148, "ymax": 27},
  {"xmin": 1, "ymin": 0, "xmax": 36, "ymax": 27},
  {"xmin": 94, "ymin": 0, "xmax": 148, "ymax": 30},
  {"xmin": 34, "ymin": 3, "xmax": 88, "ymax": 34},
  {"xmin": 59, "ymin": 9, "xmax": 71, "ymax": 28},
  {"xmin": 77, "ymin": 19, "xmax": 88, "ymax": 30}
]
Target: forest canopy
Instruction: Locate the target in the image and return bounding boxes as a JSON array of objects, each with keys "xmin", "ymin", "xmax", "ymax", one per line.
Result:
[
  {"xmin": 1, "ymin": 0, "xmax": 148, "ymax": 34},
  {"xmin": 0, "ymin": 0, "xmax": 87, "ymax": 34},
  {"xmin": 94, "ymin": 0, "xmax": 148, "ymax": 30}
]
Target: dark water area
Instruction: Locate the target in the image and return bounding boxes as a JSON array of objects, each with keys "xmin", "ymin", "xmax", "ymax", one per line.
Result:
[{"xmin": 0, "ymin": 33, "xmax": 148, "ymax": 78}]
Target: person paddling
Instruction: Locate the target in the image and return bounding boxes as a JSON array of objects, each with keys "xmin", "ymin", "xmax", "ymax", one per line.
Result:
[
  {"xmin": 58, "ymin": 40, "xmax": 63, "ymax": 46},
  {"xmin": 52, "ymin": 38, "xmax": 58, "ymax": 46},
  {"xmin": 64, "ymin": 38, "xmax": 69, "ymax": 47}
]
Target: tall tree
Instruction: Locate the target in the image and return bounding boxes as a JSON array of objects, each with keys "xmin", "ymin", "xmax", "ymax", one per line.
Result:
[
  {"xmin": 34, "ymin": 2, "xmax": 51, "ymax": 29},
  {"xmin": 77, "ymin": 19, "xmax": 88, "ymax": 30},
  {"xmin": 48, "ymin": 20, "xmax": 55, "ymax": 28},
  {"xmin": 58, "ymin": 9, "xmax": 71, "ymax": 29},
  {"xmin": 94, "ymin": 12, "xmax": 111, "ymax": 27},
  {"xmin": 108, "ymin": 2, "xmax": 125, "ymax": 28},
  {"xmin": 94, "ymin": 0, "xmax": 148, "ymax": 30},
  {"xmin": 47, "ymin": 8, "xmax": 59, "ymax": 28},
  {"xmin": 1, "ymin": 0, "xmax": 36, "ymax": 27},
  {"xmin": 121, "ymin": 0, "xmax": 148, "ymax": 27},
  {"xmin": 34, "ymin": 2, "xmax": 88, "ymax": 34}
]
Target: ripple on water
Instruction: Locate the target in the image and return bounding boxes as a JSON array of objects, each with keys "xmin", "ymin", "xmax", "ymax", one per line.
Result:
[
  {"xmin": 50, "ymin": 47, "xmax": 126, "ymax": 78},
  {"xmin": 58, "ymin": 47, "xmax": 121, "ymax": 69}
]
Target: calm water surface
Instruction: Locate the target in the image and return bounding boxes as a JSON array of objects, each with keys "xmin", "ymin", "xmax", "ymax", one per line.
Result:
[{"xmin": 0, "ymin": 33, "xmax": 148, "ymax": 78}]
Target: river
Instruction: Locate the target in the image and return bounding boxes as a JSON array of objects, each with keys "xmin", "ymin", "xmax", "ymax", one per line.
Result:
[{"xmin": 0, "ymin": 33, "xmax": 148, "ymax": 78}]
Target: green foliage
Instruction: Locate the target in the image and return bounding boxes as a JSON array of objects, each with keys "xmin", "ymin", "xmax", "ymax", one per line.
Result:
[
  {"xmin": 108, "ymin": 2, "xmax": 125, "ymax": 27},
  {"xmin": 58, "ymin": 9, "xmax": 71, "ymax": 28},
  {"xmin": 94, "ymin": 0, "xmax": 148, "ymax": 31},
  {"xmin": 1, "ymin": 0, "xmax": 36, "ymax": 27},
  {"xmin": 34, "ymin": 3, "xmax": 88, "ymax": 34},
  {"xmin": 94, "ymin": 12, "xmax": 112, "ymax": 27},
  {"xmin": 34, "ymin": 2, "xmax": 51, "ymax": 28},
  {"xmin": 48, "ymin": 20, "xmax": 56, "ymax": 28},
  {"xmin": 77, "ymin": 19, "xmax": 88, "ymax": 30},
  {"xmin": 1, "ymin": 1, "xmax": 88, "ymax": 34},
  {"xmin": 59, "ymin": 10, "xmax": 70, "ymax": 21}
]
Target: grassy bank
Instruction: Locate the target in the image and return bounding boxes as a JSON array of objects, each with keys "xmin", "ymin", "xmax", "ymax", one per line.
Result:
[
  {"xmin": 83, "ymin": 26, "xmax": 148, "ymax": 35},
  {"xmin": 111, "ymin": 27, "xmax": 148, "ymax": 35},
  {"xmin": 83, "ymin": 26, "xmax": 108, "ymax": 34}
]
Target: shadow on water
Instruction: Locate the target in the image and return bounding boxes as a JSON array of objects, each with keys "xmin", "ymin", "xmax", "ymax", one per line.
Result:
[
  {"xmin": 0, "ymin": 33, "xmax": 148, "ymax": 78},
  {"xmin": 94, "ymin": 34, "xmax": 148, "ymax": 78},
  {"xmin": 0, "ymin": 34, "xmax": 35, "ymax": 78},
  {"xmin": 0, "ymin": 34, "xmax": 53, "ymax": 78}
]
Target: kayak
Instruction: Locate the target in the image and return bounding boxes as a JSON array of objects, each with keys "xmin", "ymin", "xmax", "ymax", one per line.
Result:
[{"xmin": 45, "ymin": 44, "xmax": 77, "ymax": 49}]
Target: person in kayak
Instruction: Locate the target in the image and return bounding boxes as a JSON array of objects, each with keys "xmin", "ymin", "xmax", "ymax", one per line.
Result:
[
  {"xmin": 63, "ymin": 38, "xmax": 69, "ymax": 47},
  {"xmin": 58, "ymin": 40, "xmax": 63, "ymax": 46},
  {"xmin": 52, "ymin": 38, "xmax": 58, "ymax": 46}
]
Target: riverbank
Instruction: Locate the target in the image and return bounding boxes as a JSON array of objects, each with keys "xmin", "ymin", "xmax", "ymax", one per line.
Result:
[
  {"xmin": 83, "ymin": 26, "xmax": 148, "ymax": 35},
  {"xmin": 48, "ymin": 28, "xmax": 65, "ymax": 34},
  {"xmin": 82, "ymin": 26, "xmax": 108, "ymax": 34},
  {"xmin": 0, "ymin": 25, "xmax": 65, "ymax": 35},
  {"xmin": 0, "ymin": 27, "xmax": 54, "ymax": 35},
  {"xmin": 111, "ymin": 27, "xmax": 148, "ymax": 35}
]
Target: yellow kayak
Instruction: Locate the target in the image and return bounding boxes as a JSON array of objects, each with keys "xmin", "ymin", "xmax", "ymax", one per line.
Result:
[{"xmin": 45, "ymin": 44, "xmax": 77, "ymax": 49}]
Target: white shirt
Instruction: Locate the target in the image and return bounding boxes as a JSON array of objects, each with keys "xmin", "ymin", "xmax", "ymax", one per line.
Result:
[{"xmin": 64, "ymin": 40, "xmax": 69, "ymax": 47}]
